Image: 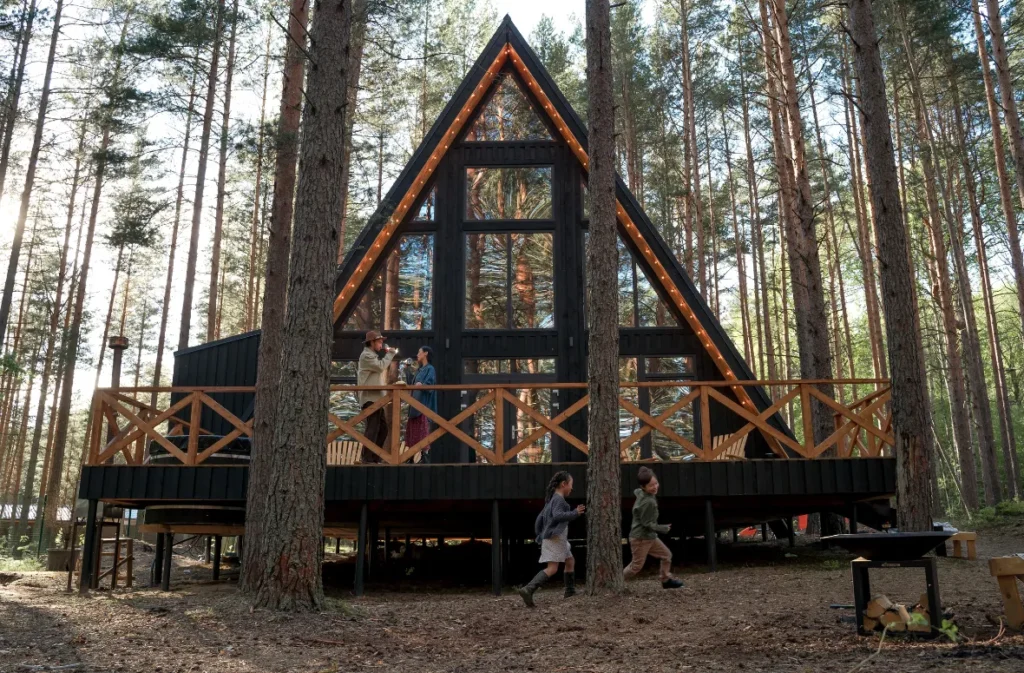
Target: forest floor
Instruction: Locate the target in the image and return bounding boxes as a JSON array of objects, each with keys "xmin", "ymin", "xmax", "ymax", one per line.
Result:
[{"xmin": 1, "ymin": 521, "xmax": 1023, "ymax": 673}]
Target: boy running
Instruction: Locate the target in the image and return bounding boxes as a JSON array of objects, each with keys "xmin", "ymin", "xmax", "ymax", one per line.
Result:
[{"xmin": 623, "ymin": 466, "xmax": 684, "ymax": 588}]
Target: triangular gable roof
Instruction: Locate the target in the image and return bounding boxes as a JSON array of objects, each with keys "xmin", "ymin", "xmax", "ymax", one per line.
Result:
[{"xmin": 334, "ymin": 16, "xmax": 789, "ymax": 452}]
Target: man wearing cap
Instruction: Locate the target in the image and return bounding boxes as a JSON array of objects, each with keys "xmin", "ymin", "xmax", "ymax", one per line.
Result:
[{"xmin": 357, "ymin": 330, "xmax": 397, "ymax": 463}]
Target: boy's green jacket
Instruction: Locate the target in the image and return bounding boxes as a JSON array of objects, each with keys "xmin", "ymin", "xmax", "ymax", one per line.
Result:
[{"xmin": 629, "ymin": 488, "xmax": 671, "ymax": 539}]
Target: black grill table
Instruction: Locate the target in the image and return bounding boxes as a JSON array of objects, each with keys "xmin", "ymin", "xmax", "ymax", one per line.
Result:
[{"xmin": 823, "ymin": 532, "xmax": 952, "ymax": 637}]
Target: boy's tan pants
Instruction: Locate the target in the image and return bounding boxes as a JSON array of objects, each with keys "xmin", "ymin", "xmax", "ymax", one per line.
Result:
[{"xmin": 623, "ymin": 537, "xmax": 672, "ymax": 580}]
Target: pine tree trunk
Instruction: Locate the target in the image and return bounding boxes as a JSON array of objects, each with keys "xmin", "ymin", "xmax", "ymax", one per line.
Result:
[
  {"xmin": 722, "ymin": 111, "xmax": 752, "ymax": 366},
  {"xmin": 0, "ymin": 0, "xmax": 39, "ymax": 346},
  {"xmin": 947, "ymin": 68, "xmax": 1014, "ymax": 499},
  {"xmin": 239, "ymin": 0, "xmax": 309, "ymax": 597},
  {"xmin": 849, "ymin": 0, "xmax": 934, "ymax": 530},
  {"xmin": 900, "ymin": 23, "xmax": 986, "ymax": 506},
  {"xmin": 178, "ymin": 0, "xmax": 226, "ymax": 350},
  {"xmin": 241, "ymin": 0, "xmax": 351, "ymax": 612},
  {"xmin": 338, "ymin": 0, "xmax": 367, "ymax": 262},
  {"xmin": 678, "ymin": 1, "xmax": 695, "ymax": 279},
  {"xmin": 739, "ymin": 44, "xmax": 776, "ymax": 387},
  {"xmin": 768, "ymin": 0, "xmax": 835, "ymax": 457},
  {"xmin": 842, "ymin": 48, "xmax": 887, "ymax": 380},
  {"xmin": 207, "ymin": 0, "xmax": 239, "ymax": 342},
  {"xmin": 983, "ymin": 0, "xmax": 1024, "ymax": 215},
  {"xmin": 972, "ymin": 0, "xmax": 1024, "ymax": 362},
  {"xmin": 246, "ymin": 34, "xmax": 271, "ymax": 331},
  {"xmin": 9, "ymin": 24, "xmax": 71, "ymax": 540},
  {"xmin": 42, "ymin": 8, "xmax": 133, "ymax": 542},
  {"xmin": 584, "ymin": 0, "xmax": 622, "ymax": 595},
  {"xmin": 153, "ymin": 68, "xmax": 198, "ymax": 405}
]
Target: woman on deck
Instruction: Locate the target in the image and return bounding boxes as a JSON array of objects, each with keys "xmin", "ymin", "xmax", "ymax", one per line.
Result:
[
  {"xmin": 519, "ymin": 471, "xmax": 586, "ymax": 607},
  {"xmin": 406, "ymin": 346, "xmax": 437, "ymax": 463}
]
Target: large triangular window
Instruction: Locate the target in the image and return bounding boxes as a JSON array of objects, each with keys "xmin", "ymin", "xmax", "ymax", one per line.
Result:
[{"xmin": 464, "ymin": 72, "xmax": 553, "ymax": 142}]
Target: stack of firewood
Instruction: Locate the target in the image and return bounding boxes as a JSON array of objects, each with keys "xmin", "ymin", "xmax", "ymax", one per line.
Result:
[{"xmin": 863, "ymin": 595, "xmax": 932, "ymax": 633}]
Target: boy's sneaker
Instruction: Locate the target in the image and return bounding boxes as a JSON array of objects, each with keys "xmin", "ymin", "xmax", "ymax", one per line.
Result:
[{"xmin": 662, "ymin": 578, "xmax": 684, "ymax": 589}]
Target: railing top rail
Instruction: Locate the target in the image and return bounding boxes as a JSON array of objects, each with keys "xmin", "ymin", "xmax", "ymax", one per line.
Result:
[{"xmin": 97, "ymin": 379, "xmax": 892, "ymax": 394}]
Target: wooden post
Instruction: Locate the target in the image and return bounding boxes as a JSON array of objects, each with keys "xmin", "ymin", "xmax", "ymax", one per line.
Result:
[
  {"xmin": 494, "ymin": 389, "xmax": 504, "ymax": 463},
  {"xmin": 390, "ymin": 391, "xmax": 401, "ymax": 463},
  {"xmin": 491, "ymin": 500, "xmax": 501, "ymax": 596},
  {"xmin": 849, "ymin": 503, "xmax": 859, "ymax": 534},
  {"xmin": 125, "ymin": 539, "xmax": 133, "ymax": 588},
  {"xmin": 787, "ymin": 517, "xmax": 795, "ymax": 548},
  {"xmin": 78, "ymin": 499, "xmax": 98, "ymax": 594},
  {"xmin": 384, "ymin": 527, "xmax": 392, "ymax": 573},
  {"xmin": 152, "ymin": 532, "xmax": 164, "ymax": 586},
  {"xmin": 700, "ymin": 386, "xmax": 712, "ymax": 453},
  {"xmin": 704, "ymin": 500, "xmax": 717, "ymax": 572},
  {"xmin": 761, "ymin": 523, "xmax": 768, "ymax": 542},
  {"xmin": 213, "ymin": 535, "xmax": 222, "ymax": 580},
  {"xmin": 335, "ymin": 537, "xmax": 341, "ymax": 554},
  {"xmin": 161, "ymin": 533, "xmax": 172, "ymax": 591},
  {"xmin": 731, "ymin": 527, "xmax": 738, "ymax": 543},
  {"xmin": 111, "ymin": 516, "xmax": 122, "ymax": 589},
  {"xmin": 368, "ymin": 518, "xmax": 378, "ymax": 581},
  {"xmin": 205, "ymin": 535, "xmax": 212, "ymax": 563},
  {"xmin": 354, "ymin": 503, "xmax": 367, "ymax": 596}
]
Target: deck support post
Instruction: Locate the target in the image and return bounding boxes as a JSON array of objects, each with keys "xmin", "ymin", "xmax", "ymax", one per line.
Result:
[
  {"xmin": 491, "ymin": 500, "xmax": 501, "ymax": 596},
  {"xmin": 355, "ymin": 503, "xmax": 368, "ymax": 596},
  {"xmin": 205, "ymin": 536, "xmax": 212, "ymax": 563},
  {"xmin": 213, "ymin": 535, "xmax": 222, "ymax": 580},
  {"xmin": 335, "ymin": 537, "xmax": 341, "ymax": 554},
  {"xmin": 731, "ymin": 528, "xmax": 738, "ymax": 543},
  {"xmin": 760, "ymin": 523, "xmax": 768, "ymax": 542},
  {"xmin": 368, "ymin": 519, "xmax": 378, "ymax": 580},
  {"xmin": 161, "ymin": 533, "xmax": 173, "ymax": 591},
  {"xmin": 152, "ymin": 531, "xmax": 164, "ymax": 586},
  {"xmin": 787, "ymin": 517, "xmax": 795, "ymax": 548},
  {"xmin": 849, "ymin": 503, "xmax": 858, "ymax": 534},
  {"xmin": 704, "ymin": 500, "xmax": 717, "ymax": 572},
  {"xmin": 384, "ymin": 527, "xmax": 391, "ymax": 572},
  {"xmin": 79, "ymin": 499, "xmax": 98, "ymax": 594}
]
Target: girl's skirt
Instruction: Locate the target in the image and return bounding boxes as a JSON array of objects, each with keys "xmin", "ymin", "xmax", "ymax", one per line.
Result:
[{"xmin": 539, "ymin": 536, "xmax": 572, "ymax": 563}]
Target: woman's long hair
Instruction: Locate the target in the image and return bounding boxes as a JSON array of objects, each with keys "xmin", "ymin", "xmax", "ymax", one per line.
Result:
[{"xmin": 545, "ymin": 471, "xmax": 572, "ymax": 502}]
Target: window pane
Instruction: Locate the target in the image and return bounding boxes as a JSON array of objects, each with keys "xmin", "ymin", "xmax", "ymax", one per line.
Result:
[
  {"xmin": 649, "ymin": 384, "xmax": 696, "ymax": 460},
  {"xmin": 637, "ymin": 262, "xmax": 673, "ymax": 327},
  {"xmin": 465, "ymin": 233, "xmax": 508, "ymax": 328},
  {"xmin": 466, "ymin": 167, "xmax": 553, "ymax": 220},
  {"xmin": 464, "ymin": 73, "xmax": 552, "ymax": 142},
  {"xmin": 618, "ymin": 358, "xmax": 641, "ymax": 460},
  {"xmin": 514, "ymin": 358, "xmax": 555, "ymax": 375},
  {"xmin": 511, "ymin": 233, "xmax": 554, "ymax": 328},
  {"xmin": 646, "ymin": 357, "xmax": 695, "ymax": 377},
  {"xmin": 511, "ymin": 387, "xmax": 552, "ymax": 463},
  {"xmin": 413, "ymin": 187, "xmax": 436, "ymax": 221},
  {"xmin": 343, "ymin": 234, "xmax": 434, "ymax": 331},
  {"xmin": 464, "ymin": 359, "xmax": 510, "ymax": 375},
  {"xmin": 464, "ymin": 359, "xmax": 555, "ymax": 374}
]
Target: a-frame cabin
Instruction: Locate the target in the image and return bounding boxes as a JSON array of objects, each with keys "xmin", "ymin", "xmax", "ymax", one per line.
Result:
[
  {"xmin": 327, "ymin": 15, "xmax": 785, "ymax": 463},
  {"xmin": 76, "ymin": 17, "xmax": 896, "ymax": 593}
]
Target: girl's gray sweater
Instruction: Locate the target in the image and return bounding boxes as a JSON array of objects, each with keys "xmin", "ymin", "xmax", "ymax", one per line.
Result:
[{"xmin": 534, "ymin": 493, "xmax": 580, "ymax": 541}]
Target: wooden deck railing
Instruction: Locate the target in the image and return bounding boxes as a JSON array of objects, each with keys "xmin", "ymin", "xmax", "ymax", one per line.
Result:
[{"xmin": 84, "ymin": 379, "xmax": 892, "ymax": 467}]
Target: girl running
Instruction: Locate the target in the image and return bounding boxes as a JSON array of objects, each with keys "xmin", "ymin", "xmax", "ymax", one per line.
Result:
[{"xmin": 519, "ymin": 471, "xmax": 586, "ymax": 607}]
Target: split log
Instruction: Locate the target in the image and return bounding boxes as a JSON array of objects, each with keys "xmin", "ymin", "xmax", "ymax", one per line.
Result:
[{"xmin": 865, "ymin": 595, "xmax": 893, "ymax": 619}]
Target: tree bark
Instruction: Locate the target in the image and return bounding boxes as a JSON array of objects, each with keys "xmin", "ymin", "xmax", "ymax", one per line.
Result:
[
  {"xmin": 0, "ymin": 0, "xmax": 39, "ymax": 347},
  {"xmin": 767, "ymin": 0, "xmax": 835, "ymax": 454},
  {"xmin": 849, "ymin": 0, "xmax": 934, "ymax": 530},
  {"xmin": 43, "ymin": 10, "xmax": 133, "ymax": 544},
  {"xmin": 153, "ymin": 68, "xmax": 199, "ymax": 405},
  {"xmin": 584, "ymin": 0, "xmax": 622, "ymax": 594},
  {"xmin": 338, "ymin": 0, "xmax": 367, "ymax": 262},
  {"xmin": 241, "ymin": 0, "xmax": 351, "ymax": 612},
  {"xmin": 972, "ymin": 0, "xmax": 1024, "ymax": 350},
  {"xmin": 246, "ymin": 33, "xmax": 272, "ymax": 332},
  {"xmin": 207, "ymin": 0, "xmax": 240, "ymax": 341},
  {"xmin": 178, "ymin": 0, "xmax": 226, "ymax": 350}
]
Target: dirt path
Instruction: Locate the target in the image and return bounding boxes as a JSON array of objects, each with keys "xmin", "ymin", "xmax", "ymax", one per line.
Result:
[{"xmin": 1, "ymin": 526, "xmax": 1022, "ymax": 673}]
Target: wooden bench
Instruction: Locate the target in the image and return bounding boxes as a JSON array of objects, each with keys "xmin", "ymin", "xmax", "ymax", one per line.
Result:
[
  {"xmin": 949, "ymin": 531, "xmax": 977, "ymax": 560},
  {"xmin": 989, "ymin": 555, "xmax": 1024, "ymax": 630},
  {"xmin": 327, "ymin": 440, "xmax": 412, "ymax": 465},
  {"xmin": 712, "ymin": 434, "xmax": 748, "ymax": 460}
]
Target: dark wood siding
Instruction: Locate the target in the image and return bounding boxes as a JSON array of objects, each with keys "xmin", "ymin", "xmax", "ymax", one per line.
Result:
[{"xmin": 171, "ymin": 332, "xmax": 260, "ymax": 434}]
